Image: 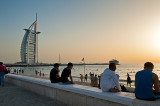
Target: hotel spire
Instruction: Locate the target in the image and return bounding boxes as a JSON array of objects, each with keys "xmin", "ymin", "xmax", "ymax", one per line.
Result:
[{"xmin": 36, "ymin": 13, "xmax": 37, "ymax": 21}]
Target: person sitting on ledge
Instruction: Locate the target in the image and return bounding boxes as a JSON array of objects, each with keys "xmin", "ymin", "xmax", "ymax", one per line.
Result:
[
  {"xmin": 100, "ymin": 63, "xmax": 121, "ymax": 92},
  {"xmin": 135, "ymin": 62, "xmax": 160, "ymax": 100},
  {"xmin": 50, "ymin": 63, "xmax": 61, "ymax": 83},
  {"xmin": 61, "ymin": 62, "xmax": 74, "ymax": 84}
]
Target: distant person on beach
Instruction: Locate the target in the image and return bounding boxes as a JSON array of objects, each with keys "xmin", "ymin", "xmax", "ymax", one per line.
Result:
[
  {"xmin": 127, "ymin": 73, "xmax": 132, "ymax": 87},
  {"xmin": 14, "ymin": 69, "xmax": 16, "ymax": 74},
  {"xmin": 98, "ymin": 74, "xmax": 101, "ymax": 88},
  {"xmin": 35, "ymin": 70, "xmax": 38, "ymax": 76},
  {"xmin": 100, "ymin": 63, "xmax": 121, "ymax": 92},
  {"xmin": 19, "ymin": 70, "xmax": 21, "ymax": 74},
  {"xmin": 90, "ymin": 74, "xmax": 94, "ymax": 86},
  {"xmin": 85, "ymin": 74, "xmax": 88, "ymax": 82},
  {"xmin": 22, "ymin": 70, "xmax": 24, "ymax": 74},
  {"xmin": 94, "ymin": 75, "xmax": 98, "ymax": 87},
  {"xmin": 40, "ymin": 71, "xmax": 41, "ymax": 77},
  {"xmin": 7, "ymin": 68, "xmax": 10, "ymax": 74},
  {"xmin": 17, "ymin": 70, "xmax": 18, "ymax": 74},
  {"xmin": 0, "ymin": 62, "xmax": 6, "ymax": 87},
  {"xmin": 80, "ymin": 74, "xmax": 84, "ymax": 82},
  {"xmin": 90, "ymin": 74, "xmax": 98, "ymax": 87},
  {"xmin": 50, "ymin": 63, "xmax": 61, "ymax": 83},
  {"xmin": 135, "ymin": 62, "xmax": 160, "ymax": 100},
  {"xmin": 61, "ymin": 62, "xmax": 74, "ymax": 84},
  {"xmin": 89, "ymin": 72, "xmax": 91, "ymax": 76}
]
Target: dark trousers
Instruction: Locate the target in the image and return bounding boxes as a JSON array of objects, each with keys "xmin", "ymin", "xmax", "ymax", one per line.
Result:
[{"xmin": 51, "ymin": 78, "xmax": 62, "ymax": 83}]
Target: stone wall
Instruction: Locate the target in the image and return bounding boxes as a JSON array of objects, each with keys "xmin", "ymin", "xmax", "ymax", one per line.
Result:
[{"xmin": 6, "ymin": 74, "xmax": 160, "ymax": 106}]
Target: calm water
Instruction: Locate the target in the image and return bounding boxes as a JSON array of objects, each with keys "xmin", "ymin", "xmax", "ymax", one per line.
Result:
[{"xmin": 7, "ymin": 64, "xmax": 160, "ymax": 81}]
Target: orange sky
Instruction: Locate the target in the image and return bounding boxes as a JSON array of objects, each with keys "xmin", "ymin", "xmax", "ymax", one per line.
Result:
[{"xmin": 1, "ymin": 1, "xmax": 160, "ymax": 64}]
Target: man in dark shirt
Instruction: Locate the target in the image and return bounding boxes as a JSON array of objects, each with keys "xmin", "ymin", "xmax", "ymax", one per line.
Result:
[
  {"xmin": 61, "ymin": 62, "xmax": 74, "ymax": 84},
  {"xmin": 50, "ymin": 63, "xmax": 61, "ymax": 83}
]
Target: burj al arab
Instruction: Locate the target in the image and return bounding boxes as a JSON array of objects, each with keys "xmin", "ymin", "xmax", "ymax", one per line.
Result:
[{"xmin": 20, "ymin": 14, "xmax": 40, "ymax": 64}]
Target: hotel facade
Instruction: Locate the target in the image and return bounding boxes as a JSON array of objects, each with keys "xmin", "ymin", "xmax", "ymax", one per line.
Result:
[{"xmin": 20, "ymin": 15, "xmax": 40, "ymax": 64}]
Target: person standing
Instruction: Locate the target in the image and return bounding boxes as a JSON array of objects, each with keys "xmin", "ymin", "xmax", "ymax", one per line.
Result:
[
  {"xmin": 135, "ymin": 62, "xmax": 160, "ymax": 100},
  {"xmin": 98, "ymin": 74, "xmax": 101, "ymax": 88},
  {"xmin": 35, "ymin": 70, "xmax": 38, "ymax": 76},
  {"xmin": 19, "ymin": 70, "xmax": 21, "ymax": 74},
  {"xmin": 61, "ymin": 62, "xmax": 74, "ymax": 84},
  {"xmin": 0, "ymin": 62, "xmax": 6, "ymax": 87},
  {"xmin": 80, "ymin": 74, "xmax": 84, "ymax": 82},
  {"xmin": 100, "ymin": 63, "xmax": 121, "ymax": 92},
  {"xmin": 90, "ymin": 74, "xmax": 94, "ymax": 86},
  {"xmin": 40, "ymin": 71, "xmax": 41, "ymax": 77},
  {"xmin": 93, "ymin": 75, "xmax": 98, "ymax": 87},
  {"xmin": 22, "ymin": 70, "xmax": 24, "ymax": 74},
  {"xmin": 127, "ymin": 73, "xmax": 132, "ymax": 87},
  {"xmin": 50, "ymin": 63, "xmax": 61, "ymax": 83},
  {"xmin": 14, "ymin": 69, "xmax": 16, "ymax": 74},
  {"xmin": 16, "ymin": 69, "xmax": 18, "ymax": 74},
  {"xmin": 85, "ymin": 74, "xmax": 88, "ymax": 82}
]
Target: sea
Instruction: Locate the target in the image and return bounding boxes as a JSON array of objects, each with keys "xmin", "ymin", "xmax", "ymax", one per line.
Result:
[{"xmin": 7, "ymin": 64, "xmax": 160, "ymax": 82}]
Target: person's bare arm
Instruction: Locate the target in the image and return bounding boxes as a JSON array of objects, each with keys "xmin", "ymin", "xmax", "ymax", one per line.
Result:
[
  {"xmin": 69, "ymin": 74, "xmax": 74, "ymax": 84},
  {"xmin": 152, "ymin": 73, "xmax": 160, "ymax": 93},
  {"xmin": 113, "ymin": 74, "xmax": 121, "ymax": 91},
  {"xmin": 56, "ymin": 74, "xmax": 60, "ymax": 78}
]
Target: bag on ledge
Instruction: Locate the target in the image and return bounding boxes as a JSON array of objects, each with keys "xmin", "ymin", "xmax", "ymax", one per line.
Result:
[{"xmin": 120, "ymin": 85, "xmax": 129, "ymax": 92}]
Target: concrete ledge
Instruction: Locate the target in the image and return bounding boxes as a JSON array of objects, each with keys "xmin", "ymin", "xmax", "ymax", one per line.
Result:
[{"xmin": 5, "ymin": 74, "xmax": 160, "ymax": 106}]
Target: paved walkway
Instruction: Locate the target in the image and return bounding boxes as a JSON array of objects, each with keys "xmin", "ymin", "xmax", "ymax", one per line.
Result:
[{"xmin": 0, "ymin": 83, "xmax": 67, "ymax": 106}]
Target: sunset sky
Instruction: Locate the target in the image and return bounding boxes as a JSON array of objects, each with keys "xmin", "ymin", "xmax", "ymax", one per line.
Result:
[{"xmin": 1, "ymin": 0, "xmax": 160, "ymax": 64}]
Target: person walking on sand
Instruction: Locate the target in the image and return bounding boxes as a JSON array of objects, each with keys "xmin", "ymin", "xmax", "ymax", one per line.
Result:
[
  {"xmin": 85, "ymin": 74, "xmax": 88, "ymax": 82},
  {"xmin": 135, "ymin": 62, "xmax": 160, "ymax": 100},
  {"xmin": 61, "ymin": 62, "xmax": 74, "ymax": 84},
  {"xmin": 50, "ymin": 63, "xmax": 61, "ymax": 83},
  {"xmin": 100, "ymin": 63, "xmax": 121, "ymax": 92},
  {"xmin": 127, "ymin": 73, "xmax": 132, "ymax": 87},
  {"xmin": 80, "ymin": 74, "xmax": 84, "ymax": 82},
  {"xmin": 0, "ymin": 62, "xmax": 6, "ymax": 87}
]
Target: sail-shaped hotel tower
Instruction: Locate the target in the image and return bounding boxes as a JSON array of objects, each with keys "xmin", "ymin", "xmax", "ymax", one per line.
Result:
[{"xmin": 21, "ymin": 15, "xmax": 40, "ymax": 64}]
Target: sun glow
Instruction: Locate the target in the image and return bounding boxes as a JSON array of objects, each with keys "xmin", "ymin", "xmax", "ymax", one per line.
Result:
[{"xmin": 153, "ymin": 30, "xmax": 160, "ymax": 51}]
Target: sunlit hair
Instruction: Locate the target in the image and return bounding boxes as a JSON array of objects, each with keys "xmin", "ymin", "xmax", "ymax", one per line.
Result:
[{"xmin": 144, "ymin": 62, "xmax": 154, "ymax": 68}]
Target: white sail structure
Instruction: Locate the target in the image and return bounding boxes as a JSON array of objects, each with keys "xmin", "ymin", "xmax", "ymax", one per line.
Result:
[{"xmin": 21, "ymin": 14, "xmax": 40, "ymax": 64}]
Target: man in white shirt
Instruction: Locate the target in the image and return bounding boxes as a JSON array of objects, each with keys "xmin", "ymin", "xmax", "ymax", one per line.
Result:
[{"xmin": 100, "ymin": 63, "xmax": 121, "ymax": 92}]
